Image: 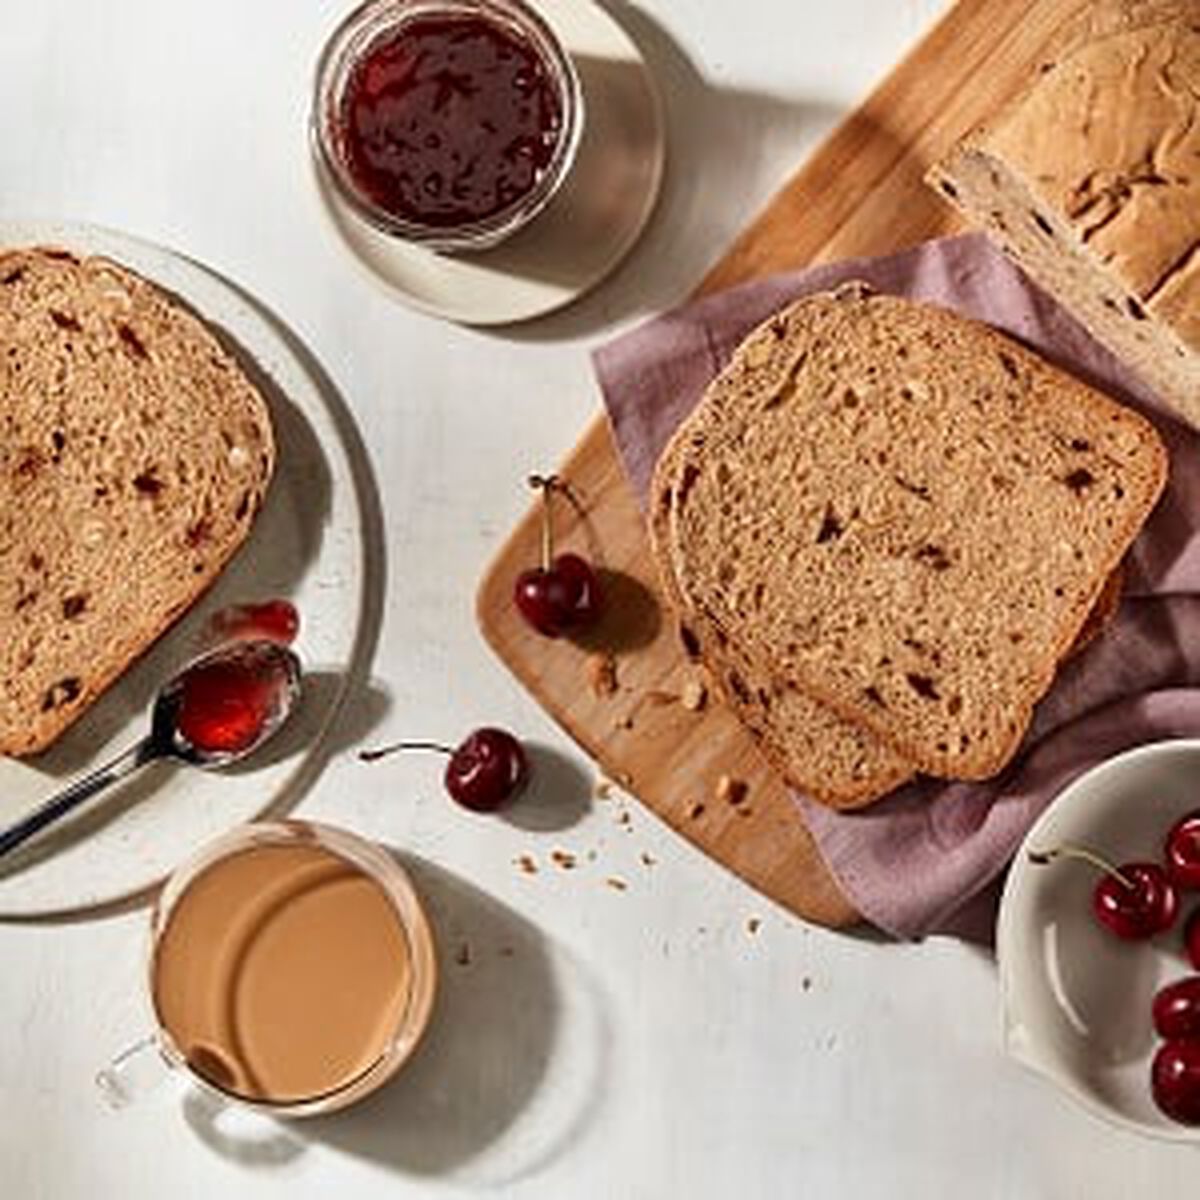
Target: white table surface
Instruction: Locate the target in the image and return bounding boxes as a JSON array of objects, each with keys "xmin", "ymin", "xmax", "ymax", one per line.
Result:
[{"xmin": 2, "ymin": 2, "xmax": 1194, "ymax": 1196}]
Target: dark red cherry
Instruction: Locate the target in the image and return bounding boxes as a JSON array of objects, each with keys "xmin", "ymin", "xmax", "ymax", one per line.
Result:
[
  {"xmin": 514, "ymin": 553, "xmax": 602, "ymax": 638},
  {"xmin": 1153, "ymin": 977, "xmax": 1200, "ymax": 1041},
  {"xmin": 514, "ymin": 474, "xmax": 603, "ymax": 639},
  {"xmin": 1166, "ymin": 811, "xmax": 1200, "ymax": 891},
  {"xmin": 444, "ymin": 728, "xmax": 528, "ymax": 812},
  {"xmin": 1093, "ymin": 862, "xmax": 1178, "ymax": 939},
  {"xmin": 1029, "ymin": 847, "xmax": 1178, "ymax": 940},
  {"xmin": 1186, "ymin": 909, "xmax": 1200, "ymax": 970},
  {"xmin": 1152, "ymin": 1039, "xmax": 1200, "ymax": 1125}
]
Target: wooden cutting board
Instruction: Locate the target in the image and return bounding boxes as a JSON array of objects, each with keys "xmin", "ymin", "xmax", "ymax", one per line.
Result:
[{"xmin": 477, "ymin": 0, "xmax": 1092, "ymax": 928}]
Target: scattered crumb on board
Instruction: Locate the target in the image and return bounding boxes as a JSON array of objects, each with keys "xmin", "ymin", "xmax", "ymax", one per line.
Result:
[
  {"xmin": 515, "ymin": 854, "xmax": 538, "ymax": 875},
  {"xmin": 587, "ymin": 652, "xmax": 619, "ymax": 698},
  {"xmin": 551, "ymin": 849, "xmax": 577, "ymax": 870},
  {"xmin": 716, "ymin": 774, "xmax": 748, "ymax": 807},
  {"xmin": 605, "ymin": 877, "xmax": 628, "ymax": 891},
  {"xmin": 746, "ymin": 918, "xmax": 761, "ymax": 935},
  {"xmin": 455, "ymin": 942, "xmax": 471, "ymax": 967}
]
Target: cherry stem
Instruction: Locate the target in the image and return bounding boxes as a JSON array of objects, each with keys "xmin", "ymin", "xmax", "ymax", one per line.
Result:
[
  {"xmin": 528, "ymin": 473, "xmax": 559, "ymax": 572},
  {"xmin": 1028, "ymin": 845, "xmax": 1136, "ymax": 891},
  {"xmin": 358, "ymin": 740, "xmax": 454, "ymax": 763}
]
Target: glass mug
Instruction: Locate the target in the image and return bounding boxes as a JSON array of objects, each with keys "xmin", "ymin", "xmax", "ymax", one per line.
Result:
[{"xmin": 98, "ymin": 820, "xmax": 437, "ymax": 1118}]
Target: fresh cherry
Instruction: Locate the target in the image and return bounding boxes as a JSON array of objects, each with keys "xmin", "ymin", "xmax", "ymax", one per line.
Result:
[
  {"xmin": 513, "ymin": 474, "xmax": 602, "ymax": 638},
  {"xmin": 1165, "ymin": 811, "xmax": 1200, "ymax": 891},
  {"xmin": 1028, "ymin": 846, "xmax": 1179, "ymax": 940},
  {"xmin": 1186, "ymin": 909, "xmax": 1200, "ymax": 970},
  {"xmin": 444, "ymin": 728, "xmax": 528, "ymax": 812},
  {"xmin": 1153, "ymin": 976, "xmax": 1200, "ymax": 1041},
  {"xmin": 359, "ymin": 727, "xmax": 528, "ymax": 813},
  {"xmin": 1152, "ymin": 1039, "xmax": 1200, "ymax": 1125}
]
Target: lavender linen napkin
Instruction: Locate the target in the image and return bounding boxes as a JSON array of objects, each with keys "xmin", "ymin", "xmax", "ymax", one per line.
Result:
[{"xmin": 593, "ymin": 233, "xmax": 1200, "ymax": 939}]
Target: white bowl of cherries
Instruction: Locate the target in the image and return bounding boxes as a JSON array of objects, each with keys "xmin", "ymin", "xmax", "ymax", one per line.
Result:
[{"xmin": 998, "ymin": 739, "xmax": 1200, "ymax": 1139}]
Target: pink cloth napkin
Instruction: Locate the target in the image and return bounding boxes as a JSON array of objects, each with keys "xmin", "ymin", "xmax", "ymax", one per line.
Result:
[{"xmin": 593, "ymin": 233, "xmax": 1200, "ymax": 939}]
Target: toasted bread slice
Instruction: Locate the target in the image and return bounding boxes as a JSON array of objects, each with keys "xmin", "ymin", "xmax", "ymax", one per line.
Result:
[
  {"xmin": 0, "ymin": 247, "xmax": 275, "ymax": 755},
  {"xmin": 655, "ymin": 285, "xmax": 1166, "ymax": 781}
]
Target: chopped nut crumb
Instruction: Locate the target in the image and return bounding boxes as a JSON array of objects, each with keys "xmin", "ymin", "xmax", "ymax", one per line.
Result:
[
  {"xmin": 680, "ymin": 678, "xmax": 708, "ymax": 711},
  {"xmin": 588, "ymin": 652, "xmax": 619, "ymax": 698},
  {"xmin": 747, "ymin": 918, "xmax": 761, "ymax": 935},
  {"xmin": 688, "ymin": 802, "xmax": 706, "ymax": 821},
  {"xmin": 716, "ymin": 774, "xmax": 749, "ymax": 807},
  {"xmin": 551, "ymin": 850, "xmax": 577, "ymax": 870},
  {"xmin": 455, "ymin": 943, "xmax": 471, "ymax": 967},
  {"xmin": 515, "ymin": 854, "xmax": 538, "ymax": 875},
  {"xmin": 594, "ymin": 777, "xmax": 616, "ymax": 800},
  {"xmin": 605, "ymin": 877, "xmax": 628, "ymax": 891}
]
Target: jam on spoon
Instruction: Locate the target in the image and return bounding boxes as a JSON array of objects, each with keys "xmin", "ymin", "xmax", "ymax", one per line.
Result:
[{"xmin": 0, "ymin": 640, "xmax": 301, "ymax": 861}]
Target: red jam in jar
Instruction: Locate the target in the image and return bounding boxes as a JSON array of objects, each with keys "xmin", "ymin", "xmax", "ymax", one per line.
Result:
[{"xmin": 339, "ymin": 14, "xmax": 564, "ymax": 229}]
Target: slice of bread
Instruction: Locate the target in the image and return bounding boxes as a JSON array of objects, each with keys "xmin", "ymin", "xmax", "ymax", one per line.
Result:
[
  {"xmin": 927, "ymin": 6, "xmax": 1199, "ymax": 426},
  {"xmin": 649, "ymin": 428, "xmax": 915, "ymax": 809},
  {"xmin": 655, "ymin": 284, "xmax": 1166, "ymax": 782},
  {"xmin": 654, "ymin": 415, "xmax": 1125, "ymax": 808},
  {"xmin": 0, "ymin": 247, "xmax": 275, "ymax": 755}
]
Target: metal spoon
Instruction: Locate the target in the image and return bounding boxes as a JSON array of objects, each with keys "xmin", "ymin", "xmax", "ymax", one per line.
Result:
[{"xmin": 0, "ymin": 639, "xmax": 302, "ymax": 861}]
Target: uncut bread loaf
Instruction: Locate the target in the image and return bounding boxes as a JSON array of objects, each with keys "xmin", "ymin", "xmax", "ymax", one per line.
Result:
[
  {"xmin": 656, "ymin": 284, "xmax": 1167, "ymax": 782},
  {"xmin": 927, "ymin": 1, "xmax": 1199, "ymax": 426},
  {"xmin": 0, "ymin": 247, "xmax": 275, "ymax": 756}
]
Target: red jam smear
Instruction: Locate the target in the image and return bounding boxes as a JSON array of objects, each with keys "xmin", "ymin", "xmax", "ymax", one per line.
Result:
[
  {"xmin": 208, "ymin": 600, "xmax": 300, "ymax": 647},
  {"xmin": 339, "ymin": 14, "xmax": 563, "ymax": 228},
  {"xmin": 176, "ymin": 649, "xmax": 291, "ymax": 756}
]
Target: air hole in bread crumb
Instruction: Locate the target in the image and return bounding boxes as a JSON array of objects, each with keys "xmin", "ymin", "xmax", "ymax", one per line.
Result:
[
  {"xmin": 133, "ymin": 471, "xmax": 164, "ymax": 496},
  {"xmin": 1070, "ymin": 438, "xmax": 1091, "ymax": 452},
  {"xmin": 1126, "ymin": 297, "xmax": 1148, "ymax": 321},
  {"xmin": 62, "ymin": 595, "xmax": 87, "ymax": 619},
  {"xmin": 938, "ymin": 180, "xmax": 958, "ymax": 199},
  {"xmin": 1031, "ymin": 211, "xmax": 1054, "ymax": 237},
  {"xmin": 50, "ymin": 430, "xmax": 66, "ymax": 456},
  {"xmin": 678, "ymin": 464, "xmax": 700, "ymax": 506},
  {"xmin": 49, "ymin": 310, "xmax": 81, "ymax": 332},
  {"xmin": 29, "ymin": 553, "xmax": 43, "ymax": 572},
  {"xmin": 1063, "ymin": 468, "xmax": 1094, "ymax": 493},
  {"xmin": 906, "ymin": 673, "xmax": 940, "ymax": 701},
  {"xmin": 235, "ymin": 492, "xmax": 251, "ymax": 520},
  {"xmin": 842, "ymin": 388, "xmax": 859, "ymax": 409},
  {"xmin": 41, "ymin": 677, "xmax": 81, "ymax": 711},
  {"xmin": 864, "ymin": 686, "xmax": 887, "ymax": 707},
  {"xmin": 679, "ymin": 624, "xmax": 701, "ymax": 660},
  {"xmin": 998, "ymin": 352, "xmax": 1020, "ymax": 379},
  {"xmin": 914, "ymin": 544, "xmax": 951, "ymax": 571},
  {"xmin": 948, "ymin": 695, "xmax": 963, "ymax": 715},
  {"xmin": 118, "ymin": 324, "xmax": 148, "ymax": 359},
  {"xmin": 816, "ymin": 506, "xmax": 843, "ymax": 544},
  {"xmin": 2, "ymin": 267, "xmax": 24, "ymax": 285}
]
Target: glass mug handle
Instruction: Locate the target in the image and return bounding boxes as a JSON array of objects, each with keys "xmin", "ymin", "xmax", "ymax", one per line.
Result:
[{"xmin": 96, "ymin": 1034, "xmax": 175, "ymax": 1109}]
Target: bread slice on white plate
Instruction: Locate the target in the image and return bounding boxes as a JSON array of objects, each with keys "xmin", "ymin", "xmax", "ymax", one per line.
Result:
[{"xmin": 0, "ymin": 247, "xmax": 275, "ymax": 755}]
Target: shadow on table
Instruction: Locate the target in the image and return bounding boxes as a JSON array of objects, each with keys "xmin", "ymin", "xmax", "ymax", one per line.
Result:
[
  {"xmin": 183, "ymin": 853, "xmax": 611, "ymax": 1184},
  {"xmin": 499, "ymin": 0, "xmax": 842, "ymax": 342}
]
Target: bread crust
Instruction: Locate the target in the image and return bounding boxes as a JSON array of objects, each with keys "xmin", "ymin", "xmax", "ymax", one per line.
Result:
[{"xmin": 0, "ymin": 247, "xmax": 276, "ymax": 755}]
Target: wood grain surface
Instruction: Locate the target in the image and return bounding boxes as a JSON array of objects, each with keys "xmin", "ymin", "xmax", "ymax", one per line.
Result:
[{"xmin": 477, "ymin": 0, "xmax": 1091, "ymax": 928}]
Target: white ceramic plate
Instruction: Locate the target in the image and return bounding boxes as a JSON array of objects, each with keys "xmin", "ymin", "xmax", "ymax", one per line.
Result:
[
  {"xmin": 313, "ymin": 0, "xmax": 666, "ymax": 325},
  {"xmin": 0, "ymin": 219, "xmax": 380, "ymax": 918},
  {"xmin": 998, "ymin": 740, "xmax": 1200, "ymax": 1142}
]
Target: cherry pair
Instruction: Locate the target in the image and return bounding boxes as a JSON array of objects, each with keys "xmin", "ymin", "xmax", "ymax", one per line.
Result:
[{"xmin": 1030, "ymin": 810, "xmax": 1200, "ymax": 941}]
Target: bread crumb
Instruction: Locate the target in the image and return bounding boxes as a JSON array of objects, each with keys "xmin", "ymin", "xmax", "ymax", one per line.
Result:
[
  {"xmin": 801, "ymin": 976, "xmax": 813, "ymax": 992},
  {"xmin": 515, "ymin": 854, "xmax": 538, "ymax": 875},
  {"xmin": 640, "ymin": 852, "xmax": 656, "ymax": 868},
  {"xmin": 747, "ymin": 917, "xmax": 761, "ymax": 935},
  {"xmin": 588, "ymin": 652, "xmax": 619, "ymax": 698},
  {"xmin": 617, "ymin": 810, "xmax": 632, "ymax": 827},
  {"xmin": 680, "ymin": 677, "xmax": 708, "ymax": 711},
  {"xmin": 455, "ymin": 943, "xmax": 471, "ymax": 967},
  {"xmin": 605, "ymin": 877, "xmax": 628, "ymax": 891},
  {"xmin": 551, "ymin": 850, "xmax": 577, "ymax": 870},
  {"xmin": 594, "ymin": 777, "xmax": 616, "ymax": 800},
  {"xmin": 716, "ymin": 775, "xmax": 748, "ymax": 807},
  {"xmin": 688, "ymin": 802, "xmax": 706, "ymax": 821}
]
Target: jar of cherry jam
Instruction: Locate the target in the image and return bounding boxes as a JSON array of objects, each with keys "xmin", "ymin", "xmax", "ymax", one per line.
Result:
[{"xmin": 312, "ymin": 0, "xmax": 583, "ymax": 252}]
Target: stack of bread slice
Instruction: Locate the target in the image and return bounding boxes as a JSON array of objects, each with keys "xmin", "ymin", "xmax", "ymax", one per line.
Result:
[{"xmin": 649, "ymin": 285, "xmax": 1168, "ymax": 809}]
